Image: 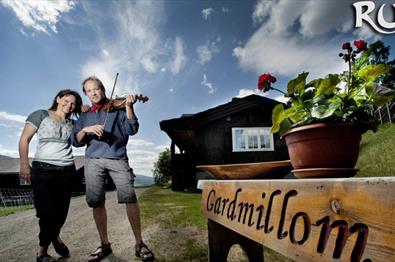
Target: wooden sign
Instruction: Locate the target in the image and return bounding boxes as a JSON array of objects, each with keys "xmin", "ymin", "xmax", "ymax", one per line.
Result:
[{"xmin": 200, "ymin": 178, "xmax": 395, "ymax": 262}]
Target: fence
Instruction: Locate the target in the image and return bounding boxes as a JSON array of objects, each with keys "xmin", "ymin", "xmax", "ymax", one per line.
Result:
[
  {"xmin": 375, "ymin": 101, "xmax": 395, "ymax": 124},
  {"xmin": 0, "ymin": 188, "xmax": 34, "ymax": 208}
]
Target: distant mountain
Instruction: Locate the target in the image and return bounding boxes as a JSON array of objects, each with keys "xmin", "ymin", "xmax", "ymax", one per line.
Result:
[
  {"xmin": 0, "ymin": 155, "xmax": 12, "ymax": 160},
  {"xmin": 135, "ymin": 175, "xmax": 154, "ymax": 187}
]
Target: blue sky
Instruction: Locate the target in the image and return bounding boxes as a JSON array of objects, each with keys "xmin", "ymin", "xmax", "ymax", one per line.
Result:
[{"xmin": 0, "ymin": 0, "xmax": 394, "ymax": 176}]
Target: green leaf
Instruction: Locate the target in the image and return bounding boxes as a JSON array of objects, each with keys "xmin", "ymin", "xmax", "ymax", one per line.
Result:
[
  {"xmin": 353, "ymin": 52, "xmax": 369, "ymax": 71},
  {"xmin": 357, "ymin": 64, "xmax": 391, "ymax": 82},
  {"xmin": 316, "ymin": 74, "xmax": 340, "ymax": 97},
  {"xmin": 307, "ymin": 78, "xmax": 322, "ymax": 89},
  {"xmin": 287, "ymin": 72, "xmax": 309, "ymax": 96},
  {"xmin": 271, "ymin": 104, "xmax": 286, "ymax": 133},
  {"xmin": 311, "ymin": 98, "xmax": 342, "ymax": 119},
  {"xmin": 278, "ymin": 119, "xmax": 292, "ymax": 137}
]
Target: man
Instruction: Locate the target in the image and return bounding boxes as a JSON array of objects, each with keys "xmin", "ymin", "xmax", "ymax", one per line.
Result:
[{"xmin": 71, "ymin": 76, "xmax": 154, "ymax": 262}]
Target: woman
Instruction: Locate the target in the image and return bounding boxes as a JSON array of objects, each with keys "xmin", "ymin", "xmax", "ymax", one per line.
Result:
[{"xmin": 19, "ymin": 89, "xmax": 83, "ymax": 262}]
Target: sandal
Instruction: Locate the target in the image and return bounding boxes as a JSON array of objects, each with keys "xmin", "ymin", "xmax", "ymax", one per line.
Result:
[
  {"xmin": 88, "ymin": 242, "xmax": 112, "ymax": 262},
  {"xmin": 135, "ymin": 241, "xmax": 155, "ymax": 261},
  {"xmin": 52, "ymin": 238, "xmax": 70, "ymax": 257}
]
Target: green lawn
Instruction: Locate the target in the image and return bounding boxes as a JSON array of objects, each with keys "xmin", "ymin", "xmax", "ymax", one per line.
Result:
[
  {"xmin": 356, "ymin": 123, "xmax": 395, "ymax": 177},
  {"xmin": 139, "ymin": 186, "xmax": 291, "ymax": 262},
  {"xmin": 0, "ymin": 205, "xmax": 33, "ymax": 217}
]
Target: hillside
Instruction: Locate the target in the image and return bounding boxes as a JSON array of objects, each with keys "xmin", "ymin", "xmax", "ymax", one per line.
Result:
[
  {"xmin": 356, "ymin": 123, "xmax": 395, "ymax": 177},
  {"xmin": 135, "ymin": 174, "xmax": 154, "ymax": 187}
]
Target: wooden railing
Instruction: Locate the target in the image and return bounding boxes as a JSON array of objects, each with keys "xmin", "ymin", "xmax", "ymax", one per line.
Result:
[{"xmin": 199, "ymin": 177, "xmax": 395, "ymax": 262}]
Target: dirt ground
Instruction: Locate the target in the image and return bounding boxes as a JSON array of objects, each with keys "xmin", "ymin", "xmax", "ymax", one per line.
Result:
[{"xmin": 0, "ymin": 189, "xmax": 151, "ymax": 262}]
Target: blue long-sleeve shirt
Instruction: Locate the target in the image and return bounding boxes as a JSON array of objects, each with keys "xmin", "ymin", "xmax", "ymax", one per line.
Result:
[{"xmin": 71, "ymin": 109, "xmax": 139, "ymax": 159}]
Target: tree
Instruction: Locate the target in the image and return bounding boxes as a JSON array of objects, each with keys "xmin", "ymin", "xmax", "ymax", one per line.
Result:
[
  {"xmin": 368, "ymin": 40, "xmax": 395, "ymax": 91},
  {"xmin": 153, "ymin": 148, "xmax": 171, "ymax": 185}
]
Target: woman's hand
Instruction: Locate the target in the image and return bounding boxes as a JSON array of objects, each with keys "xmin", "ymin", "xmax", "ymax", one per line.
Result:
[{"xmin": 19, "ymin": 164, "xmax": 31, "ymax": 183}]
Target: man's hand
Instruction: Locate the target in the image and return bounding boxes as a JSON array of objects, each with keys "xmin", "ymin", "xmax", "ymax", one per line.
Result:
[
  {"xmin": 83, "ymin": 125, "xmax": 105, "ymax": 137},
  {"xmin": 125, "ymin": 95, "xmax": 137, "ymax": 107}
]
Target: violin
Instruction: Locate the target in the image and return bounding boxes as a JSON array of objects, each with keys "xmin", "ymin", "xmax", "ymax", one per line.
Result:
[{"xmin": 102, "ymin": 94, "xmax": 149, "ymax": 112}]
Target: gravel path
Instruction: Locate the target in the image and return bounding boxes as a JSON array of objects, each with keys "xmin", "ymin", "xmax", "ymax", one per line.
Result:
[{"xmin": 0, "ymin": 188, "xmax": 149, "ymax": 262}]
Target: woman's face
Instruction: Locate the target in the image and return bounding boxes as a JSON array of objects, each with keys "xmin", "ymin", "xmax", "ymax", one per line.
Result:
[{"xmin": 56, "ymin": 94, "xmax": 76, "ymax": 114}]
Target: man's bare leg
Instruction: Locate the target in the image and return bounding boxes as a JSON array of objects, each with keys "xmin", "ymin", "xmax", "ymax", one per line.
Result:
[
  {"xmin": 126, "ymin": 203, "xmax": 154, "ymax": 260},
  {"xmin": 93, "ymin": 205, "xmax": 109, "ymax": 244},
  {"xmin": 126, "ymin": 203, "xmax": 142, "ymax": 244}
]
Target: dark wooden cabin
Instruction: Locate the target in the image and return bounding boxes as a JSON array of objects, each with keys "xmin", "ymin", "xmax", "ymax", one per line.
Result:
[
  {"xmin": 160, "ymin": 94, "xmax": 289, "ymax": 191},
  {"xmin": 0, "ymin": 156, "xmax": 85, "ymax": 191}
]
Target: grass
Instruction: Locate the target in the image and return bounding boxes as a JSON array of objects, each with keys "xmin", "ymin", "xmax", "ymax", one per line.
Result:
[
  {"xmin": 0, "ymin": 205, "xmax": 33, "ymax": 217},
  {"xmin": 356, "ymin": 123, "xmax": 395, "ymax": 177},
  {"xmin": 138, "ymin": 186, "xmax": 291, "ymax": 262}
]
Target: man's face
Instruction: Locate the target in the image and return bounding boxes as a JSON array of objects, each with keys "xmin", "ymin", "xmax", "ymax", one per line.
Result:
[{"xmin": 84, "ymin": 80, "xmax": 105, "ymax": 104}]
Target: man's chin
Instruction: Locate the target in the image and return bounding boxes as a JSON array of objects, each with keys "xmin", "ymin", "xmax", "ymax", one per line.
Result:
[{"xmin": 90, "ymin": 98, "xmax": 100, "ymax": 104}]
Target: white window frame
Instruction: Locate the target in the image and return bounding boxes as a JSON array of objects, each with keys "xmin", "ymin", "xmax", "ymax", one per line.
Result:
[{"xmin": 232, "ymin": 127, "xmax": 274, "ymax": 152}]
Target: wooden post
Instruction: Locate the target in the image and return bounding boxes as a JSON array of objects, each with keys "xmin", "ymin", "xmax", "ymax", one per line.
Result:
[
  {"xmin": 386, "ymin": 103, "xmax": 392, "ymax": 123},
  {"xmin": 378, "ymin": 107, "xmax": 383, "ymax": 124},
  {"xmin": 208, "ymin": 219, "xmax": 264, "ymax": 262}
]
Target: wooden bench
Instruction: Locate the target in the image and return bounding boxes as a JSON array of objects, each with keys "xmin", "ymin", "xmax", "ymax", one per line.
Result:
[{"xmin": 199, "ymin": 177, "xmax": 395, "ymax": 262}]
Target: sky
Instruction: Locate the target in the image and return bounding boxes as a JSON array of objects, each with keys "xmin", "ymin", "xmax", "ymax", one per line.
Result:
[{"xmin": 0, "ymin": 0, "xmax": 394, "ymax": 176}]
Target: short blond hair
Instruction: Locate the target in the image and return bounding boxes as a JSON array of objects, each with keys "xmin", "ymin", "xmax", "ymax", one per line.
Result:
[{"xmin": 82, "ymin": 76, "xmax": 106, "ymax": 94}]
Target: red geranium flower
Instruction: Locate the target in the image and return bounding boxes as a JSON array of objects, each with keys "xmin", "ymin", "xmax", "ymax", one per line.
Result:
[
  {"xmin": 257, "ymin": 73, "xmax": 276, "ymax": 92},
  {"xmin": 353, "ymin": 40, "xmax": 367, "ymax": 52},
  {"xmin": 342, "ymin": 42, "xmax": 351, "ymax": 50}
]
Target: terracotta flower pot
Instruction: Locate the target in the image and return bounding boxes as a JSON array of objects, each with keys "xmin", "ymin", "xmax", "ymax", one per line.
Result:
[{"xmin": 282, "ymin": 122, "xmax": 362, "ymax": 178}]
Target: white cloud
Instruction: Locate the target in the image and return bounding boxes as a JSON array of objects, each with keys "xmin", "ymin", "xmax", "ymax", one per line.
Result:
[
  {"xmin": 252, "ymin": 0, "xmax": 273, "ymax": 25},
  {"xmin": 0, "ymin": 112, "xmax": 26, "ymax": 123},
  {"xmin": 196, "ymin": 37, "xmax": 220, "ymax": 65},
  {"xmin": 102, "ymin": 49, "xmax": 110, "ymax": 57},
  {"xmin": 201, "ymin": 7, "xmax": 214, "ymax": 20},
  {"xmin": 19, "ymin": 28, "xmax": 27, "ymax": 36},
  {"xmin": 1, "ymin": 0, "xmax": 75, "ymax": 34},
  {"xmin": 170, "ymin": 36, "xmax": 186, "ymax": 75},
  {"xmin": 237, "ymin": 89, "xmax": 289, "ymax": 104},
  {"xmin": 80, "ymin": 1, "xmax": 167, "ymax": 95},
  {"xmin": 273, "ymin": 95, "xmax": 289, "ymax": 104},
  {"xmin": 197, "ymin": 45, "xmax": 212, "ymax": 65},
  {"xmin": 141, "ymin": 56, "xmax": 158, "ymax": 73},
  {"xmin": 234, "ymin": 0, "xmax": 389, "ymax": 80},
  {"xmin": 124, "ymin": 139, "xmax": 170, "ymax": 176},
  {"xmin": 155, "ymin": 144, "xmax": 169, "ymax": 152},
  {"xmin": 201, "ymin": 74, "xmax": 215, "ymax": 94},
  {"xmin": 128, "ymin": 139, "xmax": 154, "ymax": 147},
  {"xmin": 237, "ymin": 89, "xmax": 261, "ymax": 98},
  {"xmin": 221, "ymin": 7, "xmax": 229, "ymax": 13},
  {"xmin": 0, "ymin": 144, "xmax": 19, "ymax": 158}
]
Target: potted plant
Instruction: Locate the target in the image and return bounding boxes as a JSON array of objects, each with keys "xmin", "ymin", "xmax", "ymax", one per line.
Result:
[{"xmin": 258, "ymin": 40, "xmax": 394, "ymax": 178}]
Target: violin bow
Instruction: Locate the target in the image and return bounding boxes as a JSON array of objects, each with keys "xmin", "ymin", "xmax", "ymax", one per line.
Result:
[{"xmin": 103, "ymin": 72, "xmax": 119, "ymax": 129}]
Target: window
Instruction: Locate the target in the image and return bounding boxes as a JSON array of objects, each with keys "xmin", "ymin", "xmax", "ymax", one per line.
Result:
[{"xmin": 232, "ymin": 127, "xmax": 274, "ymax": 152}]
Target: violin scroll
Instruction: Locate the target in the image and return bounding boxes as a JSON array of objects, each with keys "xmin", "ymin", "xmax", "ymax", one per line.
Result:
[{"xmin": 102, "ymin": 94, "xmax": 149, "ymax": 112}]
